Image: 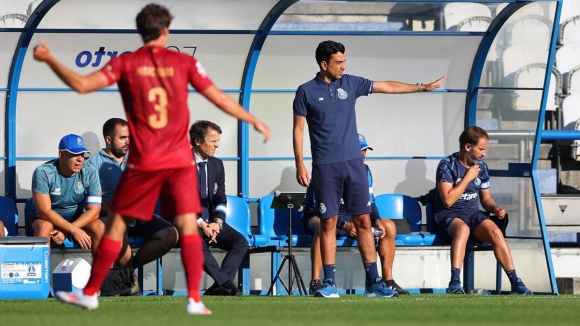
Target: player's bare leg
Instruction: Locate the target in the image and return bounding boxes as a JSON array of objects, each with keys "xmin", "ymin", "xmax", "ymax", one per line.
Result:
[{"xmin": 174, "ymin": 213, "xmax": 211, "ymax": 315}]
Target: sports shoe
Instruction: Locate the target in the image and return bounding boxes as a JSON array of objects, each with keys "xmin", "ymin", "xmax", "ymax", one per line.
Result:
[
  {"xmin": 364, "ymin": 278, "xmax": 398, "ymax": 298},
  {"xmin": 388, "ymin": 280, "xmax": 409, "ymax": 295},
  {"xmin": 314, "ymin": 278, "xmax": 339, "ymax": 298},
  {"xmin": 121, "ymin": 272, "xmax": 141, "ymax": 296},
  {"xmin": 510, "ymin": 278, "xmax": 533, "ymax": 295},
  {"xmin": 309, "ymin": 279, "xmax": 323, "ymax": 295},
  {"xmin": 186, "ymin": 298, "xmax": 212, "ymax": 315},
  {"xmin": 446, "ymin": 280, "xmax": 465, "ymax": 294},
  {"xmin": 226, "ymin": 282, "xmax": 243, "ymax": 296},
  {"xmin": 55, "ymin": 289, "xmax": 99, "ymax": 310}
]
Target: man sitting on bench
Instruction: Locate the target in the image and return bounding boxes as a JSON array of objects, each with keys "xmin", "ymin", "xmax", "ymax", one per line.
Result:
[{"xmin": 434, "ymin": 126, "xmax": 532, "ymax": 295}]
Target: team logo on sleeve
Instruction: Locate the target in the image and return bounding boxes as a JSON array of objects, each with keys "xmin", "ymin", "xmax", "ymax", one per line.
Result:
[
  {"xmin": 337, "ymin": 88, "xmax": 348, "ymax": 99},
  {"xmin": 319, "ymin": 203, "xmax": 327, "ymax": 214},
  {"xmin": 474, "ymin": 178, "xmax": 481, "ymax": 186},
  {"xmin": 75, "ymin": 182, "xmax": 85, "ymax": 194}
]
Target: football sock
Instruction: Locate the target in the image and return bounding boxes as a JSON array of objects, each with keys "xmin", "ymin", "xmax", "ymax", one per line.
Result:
[
  {"xmin": 364, "ymin": 262, "xmax": 380, "ymax": 287},
  {"xmin": 451, "ymin": 268, "xmax": 461, "ymax": 282},
  {"xmin": 181, "ymin": 234, "xmax": 204, "ymax": 302},
  {"xmin": 506, "ymin": 269, "xmax": 519, "ymax": 285},
  {"xmin": 84, "ymin": 236, "xmax": 122, "ymax": 296},
  {"xmin": 322, "ymin": 264, "xmax": 336, "ymax": 284},
  {"xmin": 386, "ymin": 279, "xmax": 394, "ymax": 286}
]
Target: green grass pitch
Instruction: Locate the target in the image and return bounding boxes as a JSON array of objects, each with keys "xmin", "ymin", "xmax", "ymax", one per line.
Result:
[{"xmin": 2, "ymin": 294, "xmax": 579, "ymax": 326}]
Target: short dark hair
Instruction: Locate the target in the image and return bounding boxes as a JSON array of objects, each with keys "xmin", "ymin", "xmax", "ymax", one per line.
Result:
[
  {"xmin": 136, "ymin": 3, "xmax": 173, "ymax": 43},
  {"xmin": 103, "ymin": 118, "xmax": 128, "ymax": 140},
  {"xmin": 459, "ymin": 126, "xmax": 488, "ymax": 149},
  {"xmin": 315, "ymin": 40, "xmax": 345, "ymax": 68},
  {"xmin": 189, "ymin": 120, "xmax": 222, "ymax": 145}
]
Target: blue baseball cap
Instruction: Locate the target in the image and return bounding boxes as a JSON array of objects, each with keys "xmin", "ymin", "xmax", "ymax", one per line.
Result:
[
  {"xmin": 58, "ymin": 134, "xmax": 90, "ymax": 154},
  {"xmin": 358, "ymin": 134, "xmax": 373, "ymax": 151}
]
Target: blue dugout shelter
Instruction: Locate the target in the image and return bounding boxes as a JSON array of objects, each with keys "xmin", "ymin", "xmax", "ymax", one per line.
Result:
[{"xmin": 1, "ymin": 0, "xmax": 563, "ymax": 294}]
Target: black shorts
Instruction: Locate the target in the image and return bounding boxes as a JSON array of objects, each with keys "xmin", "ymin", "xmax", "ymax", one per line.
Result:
[{"xmin": 127, "ymin": 214, "xmax": 174, "ymax": 240}]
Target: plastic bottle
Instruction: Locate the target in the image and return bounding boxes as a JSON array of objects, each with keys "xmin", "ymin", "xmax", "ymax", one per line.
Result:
[
  {"xmin": 371, "ymin": 227, "xmax": 383, "ymax": 237},
  {"xmin": 469, "ymin": 288, "xmax": 492, "ymax": 295}
]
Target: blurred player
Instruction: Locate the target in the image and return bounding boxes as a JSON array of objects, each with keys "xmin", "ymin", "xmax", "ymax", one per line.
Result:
[{"xmin": 34, "ymin": 3, "xmax": 269, "ymax": 315}]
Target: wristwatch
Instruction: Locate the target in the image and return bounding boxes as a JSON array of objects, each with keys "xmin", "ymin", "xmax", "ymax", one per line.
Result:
[
  {"xmin": 215, "ymin": 219, "xmax": 224, "ymax": 230},
  {"xmin": 337, "ymin": 220, "xmax": 347, "ymax": 229}
]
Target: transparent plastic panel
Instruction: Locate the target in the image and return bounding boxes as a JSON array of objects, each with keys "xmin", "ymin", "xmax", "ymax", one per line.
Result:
[
  {"xmin": 0, "ymin": 0, "xmax": 36, "ymax": 28},
  {"xmin": 249, "ymin": 92, "xmax": 465, "ymax": 158},
  {"xmin": 13, "ymin": 160, "xmax": 244, "ymax": 208},
  {"xmin": 254, "ymin": 35, "xmax": 480, "ymax": 90},
  {"xmin": 476, "ymin": 176, "xmax": 551, "ymax": 293},
  {"xmin": 11, "ymin": 160, "xmax": 238, "ymax": 209},
  {"xmin": 38, "ymin": 0, "xmax": 278, "ymax": 30},
  {"xmin": 22, "ymin": 34, "xmax": 252, "ymax": 90},
  {"xmin": 15, "ymin": 161, "xmax": 37, "ymax": 199},
  {"xmin": 476, "ymin": 89, "xmax": 539, "ymax": 165},
  {"xmin": 0, "ymin": 32, "xmax": 20, "ymax": 88},
  {"xmin": 482, "ymin": 2, "xmax": 553, "ymax": 88},
  {"xmin": 489, "ymin": 177, "xmax": 541, "ymax": 237},
  {"xmin": 15, "ymin": 92, "xmax": 239, "ymax": 157},
  {"xmin": 249, "ymin": 157, "xmax": 440, "ymax": 200},
  {"xmin": 276, "ymin": 1, "xmax": 510, "ymax": 32},
  {"xmin": 249, "ymin": 160, "xmax": 311, "ymax": 199},
  {"xmin": 366, "ymin": 158, "xmax": 440, "ymax": 197},
  {"xmin": 223, "ymin": 160, "xmax": 238, "ymax": 197}
]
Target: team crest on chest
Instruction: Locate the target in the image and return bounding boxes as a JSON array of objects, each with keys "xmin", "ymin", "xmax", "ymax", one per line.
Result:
[
  {"xmin": 473, "ymin": 178, "xmax": 481, "ymax": 186},
  {"xmin": 337, "ymin": 88, "xmax": 348, "ymax": 100},
  {"xmin": 75, "ymin": 181, "xmax": 85, "ymax": 194}
]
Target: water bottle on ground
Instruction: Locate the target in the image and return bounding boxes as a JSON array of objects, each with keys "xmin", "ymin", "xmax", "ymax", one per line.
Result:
[{"xmin": 469, "ymin": 288, "xmax": 492, "ymax": 295}]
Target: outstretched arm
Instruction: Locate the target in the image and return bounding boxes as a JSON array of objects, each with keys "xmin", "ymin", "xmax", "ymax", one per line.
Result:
[
  {"xmin": 200, "ymin": 84, "xmax": 270, "ymax": 143},
  {"xmin": 372, "ymin": 75, "xmax": 446, "ymax": 94},
  {"xmin": 33, "ymin": 40, "xmax": 109, "ymax": 94}
]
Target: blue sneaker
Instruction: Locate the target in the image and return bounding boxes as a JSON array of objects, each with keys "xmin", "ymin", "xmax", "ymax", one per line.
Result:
[
  {"xmin": 510, "ymin": 278, "xmax": 533, "ymax": 295},
  {"xmin": 364, "ymin": 278, "xmax": 398, "ymax": 298},
  {"xmin": 446, "ymin": 280, "xmax": 465, "ymax": 294},
  {"xmin": 314, "ymin": 278, "xmax": 339, "ymax": 298}
]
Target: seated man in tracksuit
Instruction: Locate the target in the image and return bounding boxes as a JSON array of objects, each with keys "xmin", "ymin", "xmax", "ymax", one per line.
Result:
[{"xmin": 302, "ymin": 134, "xmax": 408, "ymax": 295}]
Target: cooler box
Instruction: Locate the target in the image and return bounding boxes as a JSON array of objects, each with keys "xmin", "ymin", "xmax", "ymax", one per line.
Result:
[
  {"xmin": 0, "ymin": 237, "xmax": 50, "ymax": 299},
  {"xmin": 53, "ymin": 258, "xmax": 92, "ymax": 293}
]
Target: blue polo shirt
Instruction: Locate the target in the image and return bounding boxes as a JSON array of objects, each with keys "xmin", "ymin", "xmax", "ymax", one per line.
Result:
[
  {"xmin": 434, "ymin": 152, "xmax": 490, "ymax": 220},
  {"xmin": 293, "ymin": 74, "xmax": 373, "ymax": 165},
  {"xmin": 31, "ymin": 159, "xmax": 101, "ymax": 222},
  {"xmin": 86, "ymin": 149, "xmax": 126, "ymax": 206}
]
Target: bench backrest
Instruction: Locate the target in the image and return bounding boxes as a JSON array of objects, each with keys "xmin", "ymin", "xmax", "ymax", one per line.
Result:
[
  {"xmin": 224, "ymin": 195, "xmax": 254, "ymax": 246},
  {"xmin": 257, "ymin": 194, "xmax": 309, "ymax": 246},
  {"xmin": 375, "ymin": 194, "xmax": 422, "ymax": 232}
]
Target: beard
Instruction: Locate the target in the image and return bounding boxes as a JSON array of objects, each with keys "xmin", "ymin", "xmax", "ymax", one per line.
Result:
[
  {"xmin": 466, "ymin": 151, "xmax": 480, "ymax": 165},
  {"xmin": 112, "ymin": 146, "xmax": 128, "ymax": 159}
]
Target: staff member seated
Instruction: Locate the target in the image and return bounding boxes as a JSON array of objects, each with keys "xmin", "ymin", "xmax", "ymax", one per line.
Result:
[{"xmin": 26, "ymin": 134, "xmax": 103, "ymax": 255}]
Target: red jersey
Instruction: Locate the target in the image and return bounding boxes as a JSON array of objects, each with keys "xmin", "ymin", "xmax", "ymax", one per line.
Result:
[{"xmin": 100, "ymin": 46, "xmax": 213, "ymax": 170}]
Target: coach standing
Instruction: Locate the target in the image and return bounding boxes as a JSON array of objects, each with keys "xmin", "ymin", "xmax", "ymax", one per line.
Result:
[{"xmin": 293, "ymin": 40, "xmax": 445, "ymax": 298}]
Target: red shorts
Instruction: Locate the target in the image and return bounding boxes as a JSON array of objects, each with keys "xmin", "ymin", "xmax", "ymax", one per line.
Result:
[{"xmin": 110, "ymin": 166, "xmax": 201, "ymax": 220}]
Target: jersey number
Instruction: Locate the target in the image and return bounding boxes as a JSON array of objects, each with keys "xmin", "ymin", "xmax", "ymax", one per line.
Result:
[{"xmin": 148, "ymin": 87, "xmax": 168, "ymax": 129}]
